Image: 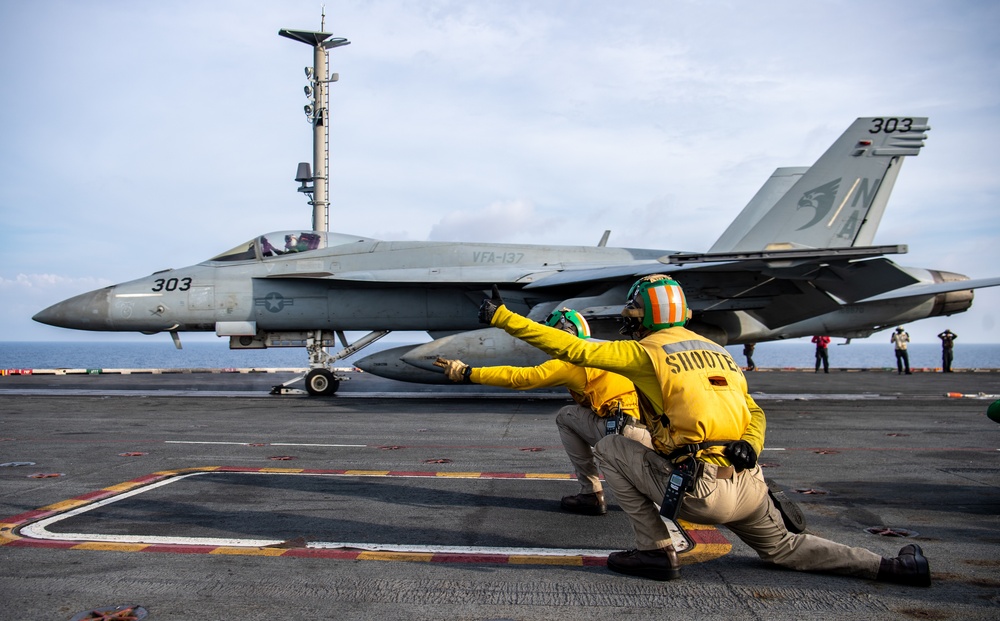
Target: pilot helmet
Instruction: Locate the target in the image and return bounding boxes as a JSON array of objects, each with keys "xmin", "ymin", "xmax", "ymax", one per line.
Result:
[
  {"xmin": 545, "ymin": 308, "xmax": 591, "ymax": 339},
  {"xmin": 620, "ymin": 274, "xmax": 690, "ymax": 337}
]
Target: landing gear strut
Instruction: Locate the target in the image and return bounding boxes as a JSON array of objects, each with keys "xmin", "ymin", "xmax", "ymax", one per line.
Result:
[{"xmin": 269, "ymin": 329, "xmax": 390, "ymax": 396}]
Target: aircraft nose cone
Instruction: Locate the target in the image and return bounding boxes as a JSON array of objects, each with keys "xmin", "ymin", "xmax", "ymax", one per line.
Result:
[{"xmin": 33, "ymin": 287, "xmax": 114, "ymax": 331}]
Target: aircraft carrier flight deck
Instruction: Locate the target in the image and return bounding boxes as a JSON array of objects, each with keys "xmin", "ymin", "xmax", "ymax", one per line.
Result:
[{"xmin": 1, "ymin": 369, "xmax": 998, "ymax": 621}]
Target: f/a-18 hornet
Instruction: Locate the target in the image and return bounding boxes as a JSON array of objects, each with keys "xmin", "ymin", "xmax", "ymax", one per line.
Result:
[{"xmin": 34, "ymin": 115, "xmax": 1000, "ymax": 394}]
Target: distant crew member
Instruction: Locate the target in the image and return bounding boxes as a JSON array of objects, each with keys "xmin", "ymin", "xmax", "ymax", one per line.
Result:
[
  {"xmin": 743, "ymin": 342, "xmax": 757, "ymax": 371},
  {"xmin": 938, "ymin": 329, "xmax": 957, "ymax": 373},
  {"xmin": 891, "ymin": 327, "xmax": 912, "ymax": 375},
  {"xmin": 434, "ymin": 308, "xmax": 651, "ymax": 517},
  {"xmin": 478, "ymin": 277, "xmax": 930, "ymax": 586},
  {"xmin": 811, "ymin": 336, "xmax": 830, "ymax": 373}
]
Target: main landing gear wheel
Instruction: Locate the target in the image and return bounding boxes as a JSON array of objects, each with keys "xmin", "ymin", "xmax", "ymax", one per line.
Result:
[{"xmin": 305, "ymin": 368, "xmax": 339, "ymax": 396}]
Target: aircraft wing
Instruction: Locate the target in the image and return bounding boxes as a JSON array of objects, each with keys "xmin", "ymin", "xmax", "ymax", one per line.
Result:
[
  {"xmin": 518, "ymin": 262, "xmax": 666, "ymax": 289},
  {"xmin": 524, "ymin": 245, "xmax": 924, "ymax": 329},
  {"xmin": 522, "ymin": 244, "xmax": 907, "ymax": 289}
]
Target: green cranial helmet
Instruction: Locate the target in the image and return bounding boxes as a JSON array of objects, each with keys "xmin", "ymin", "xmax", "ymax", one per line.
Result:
[
  {"xmin": 988, "ymin": 399, "xmax": 1000, "ymax": 424},
  {"xmin": 545, "ymin": 308, "xmax": 591, "ymax": 338},
  {"xmin": 620, "ymin": 274, "xmax": 690, "ymax": 336}
]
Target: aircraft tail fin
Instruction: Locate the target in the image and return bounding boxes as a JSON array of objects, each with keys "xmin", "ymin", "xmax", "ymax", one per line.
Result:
[{"xmin": 709, "ymin": 117, "xmax": 929, "ymax": 253}]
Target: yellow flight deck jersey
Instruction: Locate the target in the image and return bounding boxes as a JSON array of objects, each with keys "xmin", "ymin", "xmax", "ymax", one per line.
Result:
[
  {"xmin": 493, "ymin": 306, "xmax": 765, "ymax": 465},
  {"xmin": 472, "ymin": 359, "xmax": 639, "ymax": 419}
]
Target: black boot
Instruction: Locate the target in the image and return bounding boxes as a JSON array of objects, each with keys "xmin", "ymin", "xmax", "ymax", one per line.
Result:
[
  {"xmin": 607, "ymin": 546, "xmax": 680, "ymax": 581},
  {"xmin": 766, "ymin": 479, "xmax": 807, "ymax": 533},
  {"xmin": 560, "ymin": 491, "xmax": 606, "ymax": 516},
  {"xmin": 877, "ymin": 544, "xmax": 931, "ymax": 587}
]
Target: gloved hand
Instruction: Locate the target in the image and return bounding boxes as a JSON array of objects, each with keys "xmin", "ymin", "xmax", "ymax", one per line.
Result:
[
  {"xmin": 725, "ymin": 440, "xmax": 758, "ymax": 471},
  {"xmin": 478, "ymin": 285, "xmax": 505, "ymax": 325},
  {"xmin": 433, "ymin": 357, "xmax": 472, "ymax": 383}
]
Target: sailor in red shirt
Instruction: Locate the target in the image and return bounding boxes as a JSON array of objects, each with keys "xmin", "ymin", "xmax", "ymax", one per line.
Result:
[{"xmin": 811, "ymin": 335, "xmax": 831, "ymax": 373}]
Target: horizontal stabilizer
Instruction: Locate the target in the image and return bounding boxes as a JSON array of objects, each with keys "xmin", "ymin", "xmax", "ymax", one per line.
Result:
[
  {"xmin": 809, "ymin": 258, "xmax": 919, "ymax": 304},
  {"xmin": 857, "ymin": 275, "xmax": 1000, "ymax": 303}
]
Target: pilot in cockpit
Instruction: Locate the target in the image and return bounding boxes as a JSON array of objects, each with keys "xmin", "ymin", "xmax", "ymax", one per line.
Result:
[{"xmin": 285, "ymin": 234, "xmax": 308, "ymax": 253}]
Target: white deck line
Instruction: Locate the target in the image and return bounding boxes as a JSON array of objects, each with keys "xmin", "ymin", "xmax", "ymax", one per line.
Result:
[{"xmin": 18, "ymin": 470, "xmax": 694, "ymax": 554}]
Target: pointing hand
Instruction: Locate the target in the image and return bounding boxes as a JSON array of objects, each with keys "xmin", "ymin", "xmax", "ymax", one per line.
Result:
[
  {"xmin": 434, "ymin": 357, "xmax": 472, "ymax": 383},
  {"xmin": 478, "ymin": 285, "xmax": 505, "ymax": 325}
]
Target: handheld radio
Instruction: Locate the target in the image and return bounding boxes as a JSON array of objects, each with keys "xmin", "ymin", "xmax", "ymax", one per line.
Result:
[{"xmin": 658, "ymin": 460, "xmax": 696, "ymax": 520}]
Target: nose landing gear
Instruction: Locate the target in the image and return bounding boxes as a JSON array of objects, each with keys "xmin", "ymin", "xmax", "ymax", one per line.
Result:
[{"xmin": 269, "ymin": 329, "xmax": 390, "ymax": 396}]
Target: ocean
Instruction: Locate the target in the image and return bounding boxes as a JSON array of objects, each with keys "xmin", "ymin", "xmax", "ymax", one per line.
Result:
[{"xmin": 2, "ymin": 340, "xmax": 999, "ymax": 371}]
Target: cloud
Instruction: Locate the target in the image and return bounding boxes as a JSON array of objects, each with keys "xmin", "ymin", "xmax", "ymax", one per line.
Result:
[
  {"xmin": 0, "ymin": 274, "xmax": 113, "ymax": 342},
  {"xmin": 0, "ymin": 274, "xmax": 112, "ymax": 292}
]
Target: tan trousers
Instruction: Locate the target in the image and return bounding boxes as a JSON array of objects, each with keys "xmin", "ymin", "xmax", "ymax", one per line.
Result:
[
  {"xmin": 555, "ymin": 404, "xmax": 652, "ymax": 494},
  {"xmin": 594, "ymin": 434, "xmax": 882, "ymax": 578}
]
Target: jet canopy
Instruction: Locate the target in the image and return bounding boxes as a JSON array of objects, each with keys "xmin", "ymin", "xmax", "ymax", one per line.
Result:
[{"xmin": 206, "ymin": 230, "xmax": 373, "ymax": 263}]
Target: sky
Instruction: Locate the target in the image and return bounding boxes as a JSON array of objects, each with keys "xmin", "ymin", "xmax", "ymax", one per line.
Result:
[{"xmin": 1, "ymin": 0, "xmax": 998, "ymax": 345}]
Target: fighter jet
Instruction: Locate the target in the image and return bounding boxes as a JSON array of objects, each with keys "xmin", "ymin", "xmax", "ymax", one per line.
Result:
[{"xmin": 33, "ymin": 116, "xmax": 1000, "ymax": 394}]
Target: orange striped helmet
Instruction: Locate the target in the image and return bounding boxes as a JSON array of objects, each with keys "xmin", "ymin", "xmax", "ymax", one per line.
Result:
[{"xmin": 621, "ymin": 274, "xmax": 690, "ymax": 334}]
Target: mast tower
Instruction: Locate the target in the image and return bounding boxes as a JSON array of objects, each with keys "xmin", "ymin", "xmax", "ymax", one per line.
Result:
[{"xmin": 278, "ymin": 18, "xmax": 350, "ymax": 232}]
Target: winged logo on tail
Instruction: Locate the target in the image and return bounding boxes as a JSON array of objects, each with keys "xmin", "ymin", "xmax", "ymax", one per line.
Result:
[{"xmin": 796, "ymin": 178, "xmax": 841, "ymax": 230}]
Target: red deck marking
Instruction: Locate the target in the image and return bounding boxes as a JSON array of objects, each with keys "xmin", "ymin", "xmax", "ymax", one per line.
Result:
[
  {"xmin": 2, "ymin": 509, "xmax": 59, "ymax": 524},
  {"xmin": 685, "ymin": 528, "xmax": 730, "ymax": 545},
  {"xmin": 5, "ymin": 538, "xmax": 79, "ymax": 549},
  {"xmin": 73, "ymin": 490, "xmax": 120, "ymax": 503},
  {"xmin": 281, "ymin": 548, "xmax": 363, "ymax": 560},
  {"xmin": 142, "ymin": 544, "xmax": 216, "ymax": 555}
]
